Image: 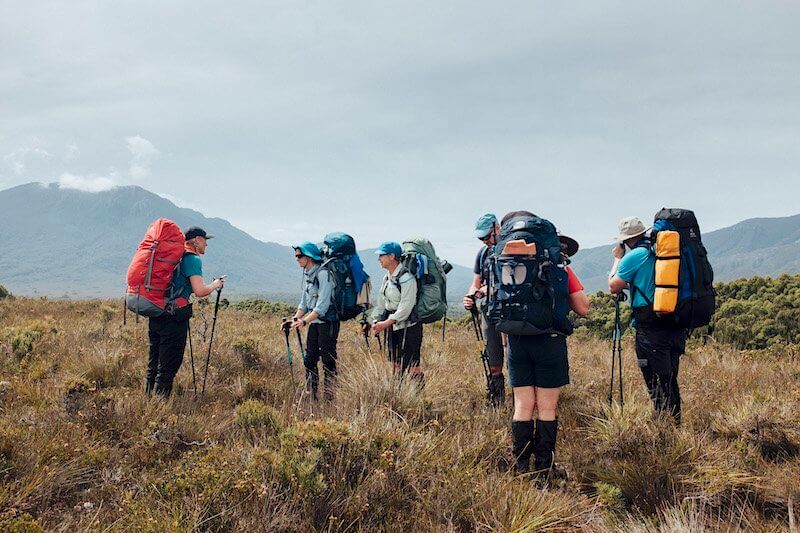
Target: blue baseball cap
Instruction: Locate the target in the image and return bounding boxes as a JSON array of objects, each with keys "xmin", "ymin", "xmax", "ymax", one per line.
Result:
[
  {"xmin": 474, "ymin": 213, "xmax": 498, "ymax": 238},
  {"xmin": 374, "ymin": 241, "xmax": 402, "ymax": 257},
  {"xmin": 292, "ymin": 241, "xmax": 322, "ymax": 261}
]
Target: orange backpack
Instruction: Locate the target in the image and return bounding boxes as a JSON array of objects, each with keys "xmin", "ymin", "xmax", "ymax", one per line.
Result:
[{"xmin": 125, "ymin": 218, "xmax": 187, "ymax": 317}]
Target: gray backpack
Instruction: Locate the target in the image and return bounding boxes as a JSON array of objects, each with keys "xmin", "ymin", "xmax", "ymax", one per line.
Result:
[{"xmin": 395, "ymin": 238, "xmax": 452, "ymax": 323}]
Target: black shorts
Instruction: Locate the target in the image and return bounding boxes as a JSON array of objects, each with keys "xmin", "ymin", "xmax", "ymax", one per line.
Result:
[
  {"xmin": 389, "ymin": 322, "xmax": 423, "ymax": 370},
  {"xmin": 507, "ymin": 333, "xmax": 569, "ymax": 388},
  {"xmin": 634, "ymin": 325, "xmax": 686, "ymax": 376}
]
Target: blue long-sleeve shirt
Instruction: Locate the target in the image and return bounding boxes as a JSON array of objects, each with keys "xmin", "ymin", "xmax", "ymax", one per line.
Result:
[{"xmin": 298, "ymin": 263, "xmax": 334, "ymax": 323}]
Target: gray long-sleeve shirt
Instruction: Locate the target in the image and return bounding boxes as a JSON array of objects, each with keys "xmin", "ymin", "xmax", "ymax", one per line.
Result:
[
  {"xmin": 371, "ymin": 265, "xmax": 418, "ymax": 330},
  {"xmin": 298, "ymin": 263, "xmax": 334, "ymax": 323}
]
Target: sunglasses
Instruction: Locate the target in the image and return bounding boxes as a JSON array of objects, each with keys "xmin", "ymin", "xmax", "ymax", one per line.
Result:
[{"xmin": 294, "ymin": 254, "xmax": 304, "ymax": 260}]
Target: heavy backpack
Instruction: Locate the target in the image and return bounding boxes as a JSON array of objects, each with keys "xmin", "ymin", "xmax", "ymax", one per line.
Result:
[
  {"xmin": 319, "ymin": 232, "xmax": 371, "ymax": 321},
  {"xmin": 646, "ymin": 208, "xmax": 715, "ymax": 329},
  {"xmin": 398, "ymin": 238, "xmax": 450, "ymax": 324},
  {"xmin": 125, "ymin": 218, "xmax": 187, "ymax": 317},
  {"xmin": 486, "ymin": 214, "xmax": 573, "ymax": 336}
]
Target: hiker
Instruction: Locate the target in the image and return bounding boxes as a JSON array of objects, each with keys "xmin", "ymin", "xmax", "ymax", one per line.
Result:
[
  {"xmin": 287, "ymin": 241, "xmax": 339, "ymax": 402},
  {"xmin": 366, "ymin": 241, "xmax": 424, "ymax": 387},
  {"xmin": 464, "ymin": 213, "xmax": 506, "ymax": 406},
  {"xmin": 492, "ymin": 211, "xmax": 589, "ymax": 478},
  {"xmin": 146, "ymin": 226, "xmax": 223, "ymax": 397},
  {"xmin": 608, "ymin": 216, "xmax": 687, "ymax": 423}
]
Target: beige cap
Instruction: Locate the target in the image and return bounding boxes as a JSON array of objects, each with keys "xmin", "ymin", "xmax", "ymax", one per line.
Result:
[{"xmin": 614, "ymin": 216, "xmax": 649, "ymax": 242}]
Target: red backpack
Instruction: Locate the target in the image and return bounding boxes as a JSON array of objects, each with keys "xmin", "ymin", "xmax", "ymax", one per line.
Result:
[{"xmin": 125, "ymin": 218, "xmax": 187, "ymax": 317}]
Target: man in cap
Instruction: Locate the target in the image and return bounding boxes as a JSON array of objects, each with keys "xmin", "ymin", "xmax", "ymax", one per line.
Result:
[
  {"xmin": 608, "ymin": 216, "xmax": 686, "ymax": 423},
  {"xmin": 464, "ymin": 213, "xmax": 506, "ymax": 407},
  {"xmin": 147, "ymin": 226, "xmax": 224, "ymax": 397},
  {"xmin": 288, "ymin": 241, "xmax": 339, "ymax": 402}
]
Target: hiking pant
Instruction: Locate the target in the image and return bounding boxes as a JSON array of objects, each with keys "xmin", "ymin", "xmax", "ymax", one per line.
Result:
[
  {"xmin": 634, "ymin": 324, "xmax": 686, "ymax": 422},
  {"xmin": 147, "ymin": 311, "xmax": 190, "ymax": 397},
  {"xmin": 305, "ymin": 321, "xmax": 340, "ymax": 401},
  {"xmin": 389, "ymin": 322, "xmax": 423, "ymax": 371},
  {"xmin": 481, "ymin": 310, "xmax": 504, "ymax": 371}
]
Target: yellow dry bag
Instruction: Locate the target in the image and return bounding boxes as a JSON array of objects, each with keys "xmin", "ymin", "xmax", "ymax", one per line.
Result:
[{"xmin": 654, "ymin": 230, "xmax": 680, "ymax": 314}]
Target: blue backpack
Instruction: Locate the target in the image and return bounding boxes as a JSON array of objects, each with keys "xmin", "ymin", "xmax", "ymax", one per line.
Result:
[
  {"xmin": 648, "ymin": 208, "xmax": 715, "ymax": 329},
  {"xmin": 486, "ymin": 213, "xmax": 573, "ymax": 336},
  {"xmin": 319, "ymin": 232, "xmax": 370, "ymax": 321}
]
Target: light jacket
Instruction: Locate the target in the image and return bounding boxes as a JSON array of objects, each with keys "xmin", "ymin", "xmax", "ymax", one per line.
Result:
[
  {"xmin": 298, "ymin": 263, "xmax": 335, "ymax": 323},
  {"xmin": 371, "ymin": 265, "xmax": 417, "ymax": 330}
]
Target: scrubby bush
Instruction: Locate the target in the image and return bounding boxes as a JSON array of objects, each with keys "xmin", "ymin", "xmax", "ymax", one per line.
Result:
[
  {"xmin": 233, "ymin": 337, "xmax": 261, "ymax": 370},
  {"xmin": 573, "ymin": 274, "xmax": 800, "ymax": 350},
  {"xmin": 235, "ymin": 399, "xmax": 281, "ymax": 434},
  {"xmin": 233, "ymin": 298, "xmax": 296, "ymax": 317},
  {"xmin": 0, "ymin": 285, "xmax": 12, "ymax": 300}
]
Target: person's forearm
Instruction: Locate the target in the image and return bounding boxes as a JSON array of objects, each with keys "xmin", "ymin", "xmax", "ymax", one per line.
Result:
[
  {"xmin": 302, "ymin": 311, "xmax": 319, "ymax": 323},
  {"xmin": 609, "ymin": 258, "xmax": 622, "ymax": 279}
]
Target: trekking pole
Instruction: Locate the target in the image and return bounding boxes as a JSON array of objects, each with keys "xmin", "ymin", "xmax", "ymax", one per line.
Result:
[
  {"xmin": 280, "ymin": 318, "xmax": 297, "ymax": 387},
  {"xmin": 295, "ymin": 327, "xmax": 307, "ymax": 365},
  {"xmin": 201, "ymin": 282, "xmax": 224, "ymax": 399},
  {"xmin": 609, "ymin": 292, "xmax": 626, "ymax": 408},
  {"xmin": 188, "ymin": 321, "xmax": 197, "ymax": 398},
  {"xmin": 468, "ymin": 295, "xmax": 492, "ymax": 398},
  {"xmin": 359, "ymin": 312, "xmax": 371, "ymax": 352}
]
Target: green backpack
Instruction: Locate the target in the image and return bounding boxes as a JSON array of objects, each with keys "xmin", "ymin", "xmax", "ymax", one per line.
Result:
[{"xmin": 396, "ymin": 238, "xmax": 452, "ymax": 324}]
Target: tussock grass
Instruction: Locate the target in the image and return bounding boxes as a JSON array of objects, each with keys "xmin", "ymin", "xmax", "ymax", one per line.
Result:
[{"xmin": 0, "ymin": 297, "xmax": 798, "ymax": 530}]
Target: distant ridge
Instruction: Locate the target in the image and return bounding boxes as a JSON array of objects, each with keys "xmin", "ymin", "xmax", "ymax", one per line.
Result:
[{"xmin": 0, "ymin": 182, "xmax": 474, "ymax": 300}]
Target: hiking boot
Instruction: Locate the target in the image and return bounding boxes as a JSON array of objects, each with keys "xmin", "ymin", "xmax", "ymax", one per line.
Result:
[
  {"xmin": 488, "ymin": 373, "xmax": 505, "ymax": 408},
  {"xmin": 511, "ymin": 420, "xmax": 535, "ymax": 474},
  {"xmin": 533, "ymin": 419, "xmax": 567, "ymax": 480}
]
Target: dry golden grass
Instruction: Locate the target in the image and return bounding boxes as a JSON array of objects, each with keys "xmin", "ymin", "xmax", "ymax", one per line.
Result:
[{"xmin": 0, "ymin": 297, "xmax": 798, "ymax": 531}]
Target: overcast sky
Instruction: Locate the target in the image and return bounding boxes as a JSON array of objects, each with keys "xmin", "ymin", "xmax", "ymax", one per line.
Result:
[{"xmin": 1, "ymin": 1, "xmax": 798, "ymax": 265}]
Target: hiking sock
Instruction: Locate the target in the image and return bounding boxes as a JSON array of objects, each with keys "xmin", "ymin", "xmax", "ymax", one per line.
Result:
[
  {"xmin": 533, "ymin": 419, "xmax": 558, "ymax": 475},
  {"xmin": 489, "ymin": 373, "xmax": 505, "ymax": 407},
  {"xmin": 511, "ymin": 420, "xmax": 535, "ymax": 474}
]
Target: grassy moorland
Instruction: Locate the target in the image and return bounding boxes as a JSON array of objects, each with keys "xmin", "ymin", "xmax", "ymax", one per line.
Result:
[{"xmin": 0, "ymin": 297, "xmax": 798, "ymax": 531}]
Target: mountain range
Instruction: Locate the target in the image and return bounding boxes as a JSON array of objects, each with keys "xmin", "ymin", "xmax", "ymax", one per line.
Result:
[
  {"xmin": 1, "ymin": 182, "xmax": 799, "ymax": 299},
  {"xmin": 0, "ymin": 182, "xmax": 474, "ymax": 301}
]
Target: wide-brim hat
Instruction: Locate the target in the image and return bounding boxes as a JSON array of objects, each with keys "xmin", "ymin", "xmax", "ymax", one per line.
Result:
[
  {"xmin": 293, "ymin": 241, "xmax": 322, "ymax": 261},
  {"xmin": 558, "ymin": 233, "xmax": 579, "ymax": 257},
  {"xmin": 614, "ymin": 216, "xmax": 649, "ymax": 242}
]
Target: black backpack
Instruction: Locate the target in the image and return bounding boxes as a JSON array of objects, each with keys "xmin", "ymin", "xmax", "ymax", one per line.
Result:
[{"xmin": 486, "ymin": 213, "xmax": 573, "ymax": 336}]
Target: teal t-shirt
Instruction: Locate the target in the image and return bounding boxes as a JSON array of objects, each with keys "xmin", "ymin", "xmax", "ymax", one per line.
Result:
[
  {"xmin": 616, "ymin": 246, "xmax": 655, "ymax": 308},
  {"xmin": 170, "ymin": 253, "xmax": 203, "ymax": 300}
]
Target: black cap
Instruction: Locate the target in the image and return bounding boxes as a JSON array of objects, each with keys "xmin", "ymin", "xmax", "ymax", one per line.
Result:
[
  {"xmin": 184, "ymin": 226, "xmax": 214, "ymax": 240},
  {"xmin": 557, "ymin": 233, "xmax": 579, "ymax": 257}
]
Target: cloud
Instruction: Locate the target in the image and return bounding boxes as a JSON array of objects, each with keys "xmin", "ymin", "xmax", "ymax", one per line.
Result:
[
  {"xmin": 64, "ymin": 143, "xmax": 80, "ymax": 161},
  {"xmin": 126, "ymin": 135, "xmax": 159, "ymax": 178},
  {"xmin": 57, "ymin": 172, "xmax": 117, "ymax": 193},
  {"xmin": 3, "ymin": 145, "xmax": 52, "ymax": 176}
]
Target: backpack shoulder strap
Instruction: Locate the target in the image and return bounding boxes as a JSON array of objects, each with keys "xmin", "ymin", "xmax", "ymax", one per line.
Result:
[{"xmin": 627, "ymin": 239, "xmax": 653, "ymax": 306}]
